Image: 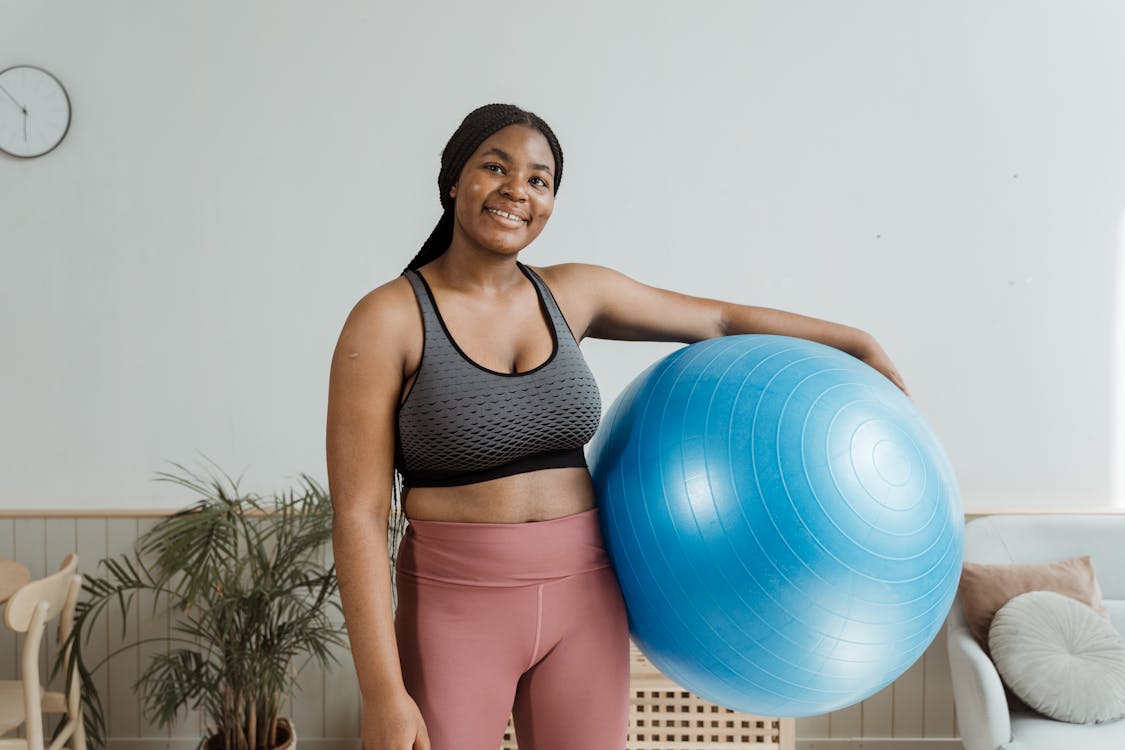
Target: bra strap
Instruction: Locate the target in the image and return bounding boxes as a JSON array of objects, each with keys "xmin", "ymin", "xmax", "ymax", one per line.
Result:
[
  {"xmin": 402, "ymin": 269, "xmax": 449, "ymax": 351},
  {"xmin": 519, "ymin": 262, "xmax": 579, "ymax": 345}
]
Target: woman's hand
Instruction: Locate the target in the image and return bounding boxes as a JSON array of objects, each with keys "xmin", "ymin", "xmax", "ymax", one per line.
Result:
[
  {"xmin": 362, "ymin": 692, "xmax": 430, "ymax": 750},
  {"xmin": 856, "ymin": 334, "xmax": 912, "ymax": 399}
]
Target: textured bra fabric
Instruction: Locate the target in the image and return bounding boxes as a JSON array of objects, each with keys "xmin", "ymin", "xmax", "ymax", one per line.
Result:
[{"xmin": 394, "ymin": 262, "xmax": 602, "ymax": 488}]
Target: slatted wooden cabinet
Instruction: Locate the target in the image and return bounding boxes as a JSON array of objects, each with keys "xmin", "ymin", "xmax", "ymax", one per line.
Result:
[{"xmin": 500, "ymin": 641, "xmax": 795, "ymax": 750}]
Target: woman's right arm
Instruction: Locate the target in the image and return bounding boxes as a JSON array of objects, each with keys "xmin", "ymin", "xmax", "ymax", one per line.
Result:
[{"xmin": 325, "ymin": 283, "xmax": 429, "ymax": 749}]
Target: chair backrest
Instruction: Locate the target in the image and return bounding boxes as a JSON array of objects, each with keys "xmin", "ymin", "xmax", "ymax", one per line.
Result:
[
  {"xmin": 1, "ymin": 553, "xmax": 85, "ymax": 750},
  {"xmin": 3, "ymin": 553, "xmax": 79, "ymax": 633}
]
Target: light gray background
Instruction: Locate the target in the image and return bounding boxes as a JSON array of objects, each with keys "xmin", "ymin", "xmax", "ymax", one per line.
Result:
[{"xmin": 2, "ymin": 0, "xmax": 1123, "ymax": 510}]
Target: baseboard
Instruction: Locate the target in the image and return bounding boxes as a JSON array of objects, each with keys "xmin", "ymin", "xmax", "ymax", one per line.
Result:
[{"xmin": 799, "ymin": 740, "xmax": 961, "ymax": 750}]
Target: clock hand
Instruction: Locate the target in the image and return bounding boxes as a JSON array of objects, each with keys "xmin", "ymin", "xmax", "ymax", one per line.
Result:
[{"xmin": 0, "ymin": 84, "xmax": 23, "ymax": 110}]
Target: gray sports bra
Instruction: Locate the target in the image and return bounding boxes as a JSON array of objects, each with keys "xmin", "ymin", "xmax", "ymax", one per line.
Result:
[{"xmin": 394, "ymin": 262, "xmax": 602, "ymax": 488}]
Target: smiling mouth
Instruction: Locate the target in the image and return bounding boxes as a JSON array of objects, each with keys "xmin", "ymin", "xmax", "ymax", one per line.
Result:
[{"xmin": 485, "ymin": 207, "xmax": 528, "ymax": 224}]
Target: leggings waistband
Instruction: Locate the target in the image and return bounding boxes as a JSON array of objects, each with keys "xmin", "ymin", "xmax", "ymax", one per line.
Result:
[{"xmin": 396, "ymin": 507, "xmax": 612, "ymax": 588}]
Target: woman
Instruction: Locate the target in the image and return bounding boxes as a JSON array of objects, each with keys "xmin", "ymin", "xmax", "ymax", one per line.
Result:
[{"xmin": 326, "ymin": 103, "xmax": 909, "ymax": 750}]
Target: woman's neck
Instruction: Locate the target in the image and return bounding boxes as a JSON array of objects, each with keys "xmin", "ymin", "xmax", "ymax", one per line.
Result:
[{"xmin": 427, "ymin": 247, "xmax": 524, "ymax": 294}]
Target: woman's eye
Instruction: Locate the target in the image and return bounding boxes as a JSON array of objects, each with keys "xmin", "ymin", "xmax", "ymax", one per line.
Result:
[
  {"xmin": 530, "ymin": 176, "xmax": 548, "ymax": 187},
  {"xmin": 485, "ymin": 163, "xmax": 504, "ymax": 173}
]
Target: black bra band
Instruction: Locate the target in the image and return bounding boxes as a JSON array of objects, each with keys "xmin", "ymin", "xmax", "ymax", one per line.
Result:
[{"xmin": 401, "ymin": 447, "xmax": 588, "ymax": 488}]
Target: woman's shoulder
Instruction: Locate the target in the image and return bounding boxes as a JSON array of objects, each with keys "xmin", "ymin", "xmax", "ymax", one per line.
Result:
[
  {"xmin": 525, "ymin": 261, "xmax": 617, "ymax": 290},
  {"xmin": 525, "ymin": 261, "xmax": 632, "ymax": 303},
  {"xmin": 339, "ymin": 273, "xmax": 420, "ymax": 347},
  {"xmin": 523, "ymin": 262, "xmax": 626, "ymax": 341}
]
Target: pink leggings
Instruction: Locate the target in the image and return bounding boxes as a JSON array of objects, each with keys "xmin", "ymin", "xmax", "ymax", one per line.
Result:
[{"xmin": 394, "ymin": 507, "xmax": 630, "ymax": 750}]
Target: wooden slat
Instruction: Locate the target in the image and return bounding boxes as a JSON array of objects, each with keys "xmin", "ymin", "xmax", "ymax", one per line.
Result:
[
  {"xmin": 0, "ymin": 519, "xmax": 18, "ymax": 683},
  {"xmin": 136, "ymin": 517, "xmax": 170, "ymax": 741},
  {"xmin": 153, "ymin": 509, "xmax": 202, "ymax": 740},
  {"xmin": 891, "ymin": 654, "xmax": 924, "ymax": 738},
  {"xmin": 106, "ymin": 518, "xmax": 141, "ymax": 740},
  {"xmin": 922, "ymin": 625, "xmax": 956, "ymax": 737},
  {"xmin": 798, "ymin": 710, "xmax": 829, "ymax": 739},
  {"xmin": 291, "ymin": 541, "xmax": 326, "ymax": 739},
  {"xmin": 0, "ymin": 518, "xmax": 23, "ymax": 741},
  {"xmin": 859, "ymin": 681, "xmax": 894, "ymax": 737},
  {"xmin": 14, "ymin": 518, "xmax": 47, "ymax": 706},
  {"xmin": 74, "ymin": 517, "xmax": 111, "ymax": 746},
  {"xmin": 12, "ymin": 519, "xmax": 48, "ymax": 742},
  {"xmin": 43, "ymin": 518, "xmax": 78, "ymax": 741},
  {"xmin": 828, "ymin": 700, "xmax": 861, "ymax": 739}
]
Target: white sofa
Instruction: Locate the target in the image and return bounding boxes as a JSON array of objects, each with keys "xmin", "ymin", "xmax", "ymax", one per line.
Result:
[{"xmin": 947, "ymin": 514, "xmax": 1125, "ymax": 750}]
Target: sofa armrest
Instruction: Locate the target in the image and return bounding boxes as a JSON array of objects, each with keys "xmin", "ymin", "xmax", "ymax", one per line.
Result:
[{"xmin": 947, "ymin": 603, "xmax": 1012, "ymax": 750}]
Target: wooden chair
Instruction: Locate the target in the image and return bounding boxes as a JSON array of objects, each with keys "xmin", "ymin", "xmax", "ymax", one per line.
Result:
[{"xmin": 0, "ymin": 554, "xmax": 86, "ymax": 750}]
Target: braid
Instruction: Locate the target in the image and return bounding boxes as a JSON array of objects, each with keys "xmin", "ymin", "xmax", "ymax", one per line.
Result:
[{"xmin": 402, "ymin": 103, "xmax": 565, "ymax": 273}]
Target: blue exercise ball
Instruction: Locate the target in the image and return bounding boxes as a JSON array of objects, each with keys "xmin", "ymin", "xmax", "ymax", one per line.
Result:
[{"xmin": 588, "ymin": 334, "xmax": 963, "ymax": 717}]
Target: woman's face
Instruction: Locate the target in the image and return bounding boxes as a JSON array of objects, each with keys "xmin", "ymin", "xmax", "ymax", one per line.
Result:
[{"xmin": 449, "ymin": 124, "xmax": 556, "ymax": 257}]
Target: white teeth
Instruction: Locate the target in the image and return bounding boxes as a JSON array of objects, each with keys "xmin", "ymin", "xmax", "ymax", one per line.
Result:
[{"xmin": 488, "ymin": 208, "xmax": 523, "ymax": 222}]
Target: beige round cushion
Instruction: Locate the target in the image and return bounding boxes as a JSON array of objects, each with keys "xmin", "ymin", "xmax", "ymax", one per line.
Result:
[{"xmin": 989, "ymin": 590, "xmax": 1125, "ymax": 724}]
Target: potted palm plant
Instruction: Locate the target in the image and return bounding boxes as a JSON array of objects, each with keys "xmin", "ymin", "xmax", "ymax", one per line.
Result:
[{"xmin": 54, "ymin": 460, "xmax": 348, "ymax": 750}]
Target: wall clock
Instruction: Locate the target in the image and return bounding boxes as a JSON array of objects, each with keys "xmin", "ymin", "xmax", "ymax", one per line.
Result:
[{"xmin": 0, "ymin": 65, "xmax": 71, "ymax": 158}]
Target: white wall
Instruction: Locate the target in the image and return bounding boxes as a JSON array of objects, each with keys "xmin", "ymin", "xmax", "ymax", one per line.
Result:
[{"xmin": 2, "ymin": 0, "xmax": 1124, "ymax": 510}]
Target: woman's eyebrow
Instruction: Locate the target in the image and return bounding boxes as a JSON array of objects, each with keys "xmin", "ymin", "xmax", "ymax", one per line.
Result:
[{"xmin": 481, "ymin": 147, "xmax": 553, "ymax": 177}]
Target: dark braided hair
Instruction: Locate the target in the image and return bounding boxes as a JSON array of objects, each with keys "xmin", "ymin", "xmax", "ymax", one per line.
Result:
[{"xmin": 402, "ymin": 103, "xmax": 564, "ymax": 274}]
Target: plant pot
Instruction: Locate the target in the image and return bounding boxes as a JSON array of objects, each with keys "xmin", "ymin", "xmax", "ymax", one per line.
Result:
[{"xmin": 203, "ymin": 717, "xmax": 297, "ymax": 750}]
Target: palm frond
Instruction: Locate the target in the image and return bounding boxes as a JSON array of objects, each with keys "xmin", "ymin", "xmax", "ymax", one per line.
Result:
[{"xmin": 67, "ymin": 460, "xmax": 349, "ymax": 750}]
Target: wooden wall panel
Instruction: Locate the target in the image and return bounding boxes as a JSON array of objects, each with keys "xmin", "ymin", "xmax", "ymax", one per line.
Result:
[
  {"xmin": 14, "ymin": 517, "xmax": 48, "ymax": 713},
  {"xmin": 891, "ymin": 656, "xmax": 925, "ymax": 738},
  {"xmin": 135, "ymin": 517, "xmax": 170, "ymax": 742},
  {"xmin": 44, "ymin": 518, "xmax": 78, "ymax": 742},
  {"xmin": 0, "ymin": 513, "xmax": 968, "ymax": 746},
  {"xmin": 74, "ymin": 517, "xmax": 111, "ymax": 744},
  {"xmin": 859, "ymin": 682, "xmax": 894, "ymax": 738},
  {"xmin": 828, "ymin": 701, "xmax": 861, "ymax": 739},
  {"xmin": 291, "ymin": 542, "xmax": 327, "ymax": 740},
  {"xmin": 105, "ymin": 518, "xmax": 141, "ymax": 740},
  {"xmin": 0, "ymin": 518, "xmax": 22, "ymax": 741},
  {"xmin": 798, "ymin": 711, "xmax": 830, "ymax": 738},
  {"xmin": 0, "ymin": 518, "xmax": 17, "ymax": 683},
  {"xmin": 922, "ymin": 626, "xmax": 956, "ymax": 738}
]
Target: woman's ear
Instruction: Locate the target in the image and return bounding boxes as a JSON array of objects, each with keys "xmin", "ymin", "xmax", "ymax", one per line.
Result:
[{"xmin": 449, "ymin": 185, "xmax": 457, "ymax": 198}]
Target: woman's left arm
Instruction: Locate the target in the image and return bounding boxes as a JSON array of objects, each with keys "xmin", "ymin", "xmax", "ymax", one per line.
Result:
[
  {"xmin": 723, "ymin": 303, "xmax": 911, "ymax": 398},
  {"xmin": 553, "ymin": 263, "xmax": 911, "ymax": 398}
]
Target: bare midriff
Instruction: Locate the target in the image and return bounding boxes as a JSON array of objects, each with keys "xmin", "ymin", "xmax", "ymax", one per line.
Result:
[{"xmin": 401, "ymin": 465, "xmax": 598, "ymax": 524}]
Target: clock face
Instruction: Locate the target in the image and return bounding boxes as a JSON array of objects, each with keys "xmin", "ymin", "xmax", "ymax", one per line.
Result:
[{"xmin": 0, "ymin": 65, "xmax": 71, "ymax": 158}]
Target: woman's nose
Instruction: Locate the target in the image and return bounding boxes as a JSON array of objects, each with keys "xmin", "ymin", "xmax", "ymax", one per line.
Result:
[{"xmin": 500, "ymin": 174, "xmax": 528, "ymax": 200}]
